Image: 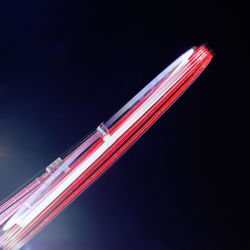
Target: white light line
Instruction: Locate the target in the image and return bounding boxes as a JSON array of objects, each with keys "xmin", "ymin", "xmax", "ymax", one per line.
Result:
[{"xmin": 14, "ymin": 48, "xmax": 197, "ymax": 229}]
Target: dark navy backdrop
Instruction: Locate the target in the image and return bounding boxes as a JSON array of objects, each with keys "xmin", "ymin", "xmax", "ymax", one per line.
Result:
[{"xmin": 0, "ymin": 1, "xmax": 246, "ymax": 250}]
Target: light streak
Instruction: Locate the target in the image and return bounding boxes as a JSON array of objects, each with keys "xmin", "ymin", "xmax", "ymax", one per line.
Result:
[{"xmin": 0, "ymin": 45, "xmax": 213, "ymax": 249}]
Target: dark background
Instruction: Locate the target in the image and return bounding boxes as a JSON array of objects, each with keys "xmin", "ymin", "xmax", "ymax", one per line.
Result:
[{"xmin": 0, "ymin": 1, "xmax": 247, "ymax": 250}]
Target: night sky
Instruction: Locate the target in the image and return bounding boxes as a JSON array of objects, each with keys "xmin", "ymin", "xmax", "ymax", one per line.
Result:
[{"xmin": 0, "ymin": 1, "xmax": 247, "ymax": 250}]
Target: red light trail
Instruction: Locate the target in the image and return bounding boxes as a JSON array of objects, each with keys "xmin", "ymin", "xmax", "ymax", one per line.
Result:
[{"xmin": 0, "ymin": 45, "xmax": 213, "ymax": 249}]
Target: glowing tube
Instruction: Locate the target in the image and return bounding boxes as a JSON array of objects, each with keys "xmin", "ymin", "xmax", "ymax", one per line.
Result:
[{"xmin": 0, "ymin": 45, "xmax": 213, "ymax": 249}]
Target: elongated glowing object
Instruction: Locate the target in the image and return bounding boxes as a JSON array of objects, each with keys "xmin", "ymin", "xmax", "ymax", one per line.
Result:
[{"xmin": 0, "ymin": 45, "xmax": 213, "ymax": 249}]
